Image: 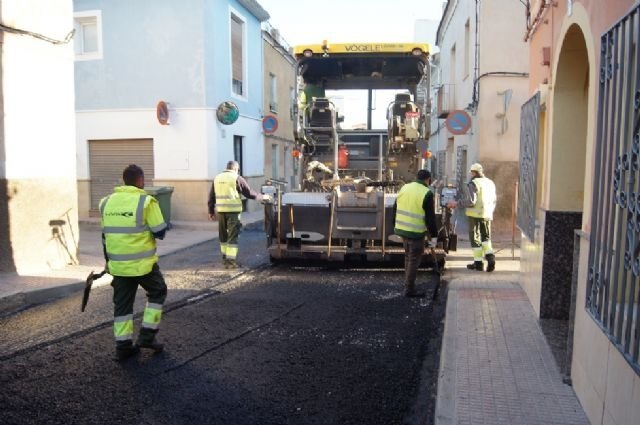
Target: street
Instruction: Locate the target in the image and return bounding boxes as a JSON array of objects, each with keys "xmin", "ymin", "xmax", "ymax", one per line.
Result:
[{"xmin": 0, "ymin": 225, "xmax": 446, "ymax": 425}]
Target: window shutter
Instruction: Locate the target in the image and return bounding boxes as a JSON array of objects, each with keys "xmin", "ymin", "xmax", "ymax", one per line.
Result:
[{"xmin": 231, "ymin": 16, "xmax": 243, "ymax": 89}]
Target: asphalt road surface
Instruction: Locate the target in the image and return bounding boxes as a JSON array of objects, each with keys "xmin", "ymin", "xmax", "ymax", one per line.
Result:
[{"xmin": 1, "ymin": 225, "xmax": 446, "ymax": 425}]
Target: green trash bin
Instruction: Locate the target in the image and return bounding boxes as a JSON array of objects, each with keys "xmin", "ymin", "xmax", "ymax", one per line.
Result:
[{"xmin": 145, "ymin": 186, "xmax": 174, "ymax": 225}]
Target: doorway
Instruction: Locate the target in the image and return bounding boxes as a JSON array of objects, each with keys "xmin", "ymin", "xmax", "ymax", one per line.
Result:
[{"xmin": 541, "ymin": 24, "xmax": 590, "ymax": 377}]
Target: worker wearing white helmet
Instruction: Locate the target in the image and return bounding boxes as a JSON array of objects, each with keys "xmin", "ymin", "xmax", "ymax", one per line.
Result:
[{"xmin": 447, "ymin": 162, "xmax": 497, "ymax": 272}]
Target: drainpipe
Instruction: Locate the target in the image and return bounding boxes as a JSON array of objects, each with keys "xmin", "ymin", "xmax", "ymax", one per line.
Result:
[
  {"xmin": 468, "ymin": 1, "xmax": 530, "ymax": 111},
  {"xmin": 469, "ymin": 0, "xmax": 481, "ymax": 112}
]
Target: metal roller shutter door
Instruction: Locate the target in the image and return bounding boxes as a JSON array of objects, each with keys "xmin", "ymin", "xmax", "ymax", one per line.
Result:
[{"xmin": 89, "ymin": 139, "xmax": 154, "ymax": 215}]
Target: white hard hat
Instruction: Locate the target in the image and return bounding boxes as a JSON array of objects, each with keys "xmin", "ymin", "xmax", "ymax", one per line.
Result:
[{"xmin": 470, "ymin": 163, "xmax": 483, "ymax": 173}]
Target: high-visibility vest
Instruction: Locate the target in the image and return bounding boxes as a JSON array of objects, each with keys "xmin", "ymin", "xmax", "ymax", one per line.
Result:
[
  {"xmin": 394, "ymin": 181, "xmax": 430, "ymax": 238},
  {"xmin": 100, "ymin": 186, "xmax": 166, "ymax": 276},
  {"xmin": 213, "ymin": 170, "xmax": 242, "ymax": 213},
  {"xmin": 466, "ymin": 176, "xmax": 497, "ymax": 219}
]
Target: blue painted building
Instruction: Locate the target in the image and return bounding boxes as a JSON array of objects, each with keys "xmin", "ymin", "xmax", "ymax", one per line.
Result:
[{"xmin": 74, "ymin": 0, "xmax": 269, "ymax": 220}]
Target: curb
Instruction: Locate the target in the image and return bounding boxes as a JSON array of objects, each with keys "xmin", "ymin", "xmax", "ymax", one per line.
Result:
[
  {"xmin": 0, "ymin": 216, "xmax": 266, "ymax": 317},
  {"xmin": 434, "ymin": 279, "xmax": 458, "ymax": 425},
  {"xmin": 0, "ymin": 281, "xmax": 85, "ymax": 317}
]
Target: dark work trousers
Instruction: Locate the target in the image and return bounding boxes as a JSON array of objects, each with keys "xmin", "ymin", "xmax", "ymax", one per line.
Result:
[
  {"xmin": 402, "ymin": 236, "xmax": 425, "ymax": 291},
  {"xmin": 468, "ymin": 216, "xmax": 492, "ymax": 247},
  {"xmin": 218, "ymin": 212, "xmax": 242, "ymax": 261},
  {"xmin": 467, "ymin": 216, "xmax": 493, "ymax": 261},
  {"xmin": 111, "ymin": 263, "xmax": 167, "ymax": 349}
]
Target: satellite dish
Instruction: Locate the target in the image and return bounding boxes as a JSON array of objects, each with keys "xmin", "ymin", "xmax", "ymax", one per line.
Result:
[{"xmin": 216, "ymin": 101, "xmax": 239, "ymax": 125}]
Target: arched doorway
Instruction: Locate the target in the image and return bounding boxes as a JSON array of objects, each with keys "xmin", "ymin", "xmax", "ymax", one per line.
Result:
[
  {"xmin": 540, "ymin": 24, "xmax": 590, "ymax": 376},
  {"xmin": 550, "ymin": 25, "xmax": 589, "ymax": 212}
]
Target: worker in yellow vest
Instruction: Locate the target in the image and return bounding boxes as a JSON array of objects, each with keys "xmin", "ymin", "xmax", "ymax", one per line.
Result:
[
  {"xmin": 208, "ymin": 161, "xmax": 269, "ymax": 268},
  {"xmin": 394, "ymin": 169, "xmax": 438, "ymax": 297},
  {"xmin": 447, "ymin": 163, "xmax": 497, "ymax": 271},
  {"xmin": 100, "ymin": 164, "xmax": 168, "ymax": 361}
]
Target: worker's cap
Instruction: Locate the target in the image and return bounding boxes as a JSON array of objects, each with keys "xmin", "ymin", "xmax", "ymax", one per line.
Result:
[{"xmin": 470, "ymin": 163, "xmax": 483, "ymax": 173}]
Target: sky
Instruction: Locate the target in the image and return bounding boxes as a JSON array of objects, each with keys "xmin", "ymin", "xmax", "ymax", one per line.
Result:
[
  {"xmin": 257, "ymin": 0, "xmax": 446, "ymax": 129},
  {"xmin": 257, "ymin": 0, "xmax": 445, "ymax": 46}
]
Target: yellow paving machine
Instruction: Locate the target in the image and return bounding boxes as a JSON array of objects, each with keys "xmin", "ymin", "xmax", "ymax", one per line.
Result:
[{"xmin": 263, "ymin": 41, "xmax": 453, "ymax": 265}]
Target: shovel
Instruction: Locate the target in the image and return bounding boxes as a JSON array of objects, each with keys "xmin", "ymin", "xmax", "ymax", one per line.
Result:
[{"xmin": 81, "ymin": 269, "xmax": 108, "ymax": 312}]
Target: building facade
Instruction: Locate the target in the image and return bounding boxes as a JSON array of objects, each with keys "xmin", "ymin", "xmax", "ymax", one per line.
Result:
[
  {"xmin": 262, "ymin": 26, "xmax": 297, "ymax": 191},
  {"xmin": 433, "ymin": 0, "xmax": 529, "ymax": 232},
  {"xmin": 74, "ymin": 0, "xmax": 269, "ymax": 220},
  {"xmin": 519, "ymin": 1, "xmax": 640, "ymax": 423},
  {"xmin": 0, "ymin": 0, "xmax": 79, "ymax": 273}
]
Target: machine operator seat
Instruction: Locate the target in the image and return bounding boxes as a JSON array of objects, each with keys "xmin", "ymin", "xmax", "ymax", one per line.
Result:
[
  {"xmin": 388, "ymin": 93, "xmax": 421, "ymax": 144},
  {"xmin": 391, "ymin": 93, "xmax": 418, "ymax": 121},
  {"xmin": 306, "ymin": 97, "xmax": 335, "ymax": 131}
]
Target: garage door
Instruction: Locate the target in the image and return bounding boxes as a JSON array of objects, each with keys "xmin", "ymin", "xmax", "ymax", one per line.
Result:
[{"xmin": 89, "ymin": 139, "xmax": 154, "ymax": 216}]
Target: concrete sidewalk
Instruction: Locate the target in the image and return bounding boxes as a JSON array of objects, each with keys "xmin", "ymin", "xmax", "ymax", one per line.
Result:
[
  {"xmin": 435, "ymin": 244, "xmax": 589, "ymax": 425},
  {"xmin": 0, "ymin": 210, "xmax": 264, "ymax": 315}
]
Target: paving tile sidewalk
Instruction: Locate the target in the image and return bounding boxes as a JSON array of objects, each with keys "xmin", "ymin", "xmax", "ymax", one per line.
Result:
[
  {"xmin": 0, "ymin": 210, "xmax": 264, "ymax": 315},
  {"xmin": 435, "ymin": 252, "xmax": 589, "ymax": 425}
]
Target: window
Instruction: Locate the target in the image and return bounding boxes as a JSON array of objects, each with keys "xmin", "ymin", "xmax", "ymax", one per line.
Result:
[
  {"xmin": 284, "ymin": 146, "xmax": 290, "ymax": 184},
  {"xmin": 587, "ymin": 5, "xmax": 640, "ymax": 370},
  {"xmin": 74, "ymin": 10, "xmax": 102, "ymax": 60},
  {"xmin": 231, "ymin": 13, "xmax": 245, "ymax": 97},
  {"xmin": 289, "ymin": 86, "xmax": 296, "ymax": 120},
  {"xmin": 464, "ymin": 20, "xmax": 470, "ymax": 79},
  {"xmin": 269, "ymin": 73, "xmax": 278, "ymax": 112},
  {"xmin": 449, "ymin": 44, "xmax": 457, "ymax": 106},
  {"xmin": 271, "ymin": 144, "xmax": 279, "ymax": 179},
  {"xmin": 450, "ymin": 44, "xmax": 456, "ymax": 83}
]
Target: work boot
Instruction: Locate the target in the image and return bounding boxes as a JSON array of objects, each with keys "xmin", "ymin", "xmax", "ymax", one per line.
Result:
[
  {"xmin": 226, "ymin": 260, "xmax": 239, "ymax": 270},
  {"xmin": 486, "ymin": 254, "xmax": 496, "ymax": 272},
  {"xmin": 466, "ymin": 261, "xmax": 484, "ymax": 271},
  {"xmin": 113, "ymin": 345, "xmax": 139, "ymax": 362},
  {"xmin": 135, "ymin": 340, "xmax": 164, "ymax": 353}
]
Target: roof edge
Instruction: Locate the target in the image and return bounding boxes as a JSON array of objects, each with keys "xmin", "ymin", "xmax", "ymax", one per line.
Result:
[
  {"xmin": 237, "ymin": 0, "xmax": 270, "ymax": 22},
  {"xmin": 435, "ymin": 0, "xmax": 452, "ymax": 46}
]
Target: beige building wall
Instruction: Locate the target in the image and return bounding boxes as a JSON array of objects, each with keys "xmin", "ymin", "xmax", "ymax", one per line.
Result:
[
  {"xmin": 436, "ymin": 0, "xmax": 528, "ymax": 232},
  {"xmin": 522, "ymin": 1, "xmax": 640, "ymax": 424},
  {"xmin": 262, "ymin": 29, "xmax": 297, "ymax": 190},
  {"xmin": 0, "ymin": 0, "xmax": 79, "ymax": 274}
]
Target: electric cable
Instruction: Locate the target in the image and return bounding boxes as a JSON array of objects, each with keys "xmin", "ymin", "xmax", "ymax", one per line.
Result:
[{"xmin": 0, "ymin": 23, "xmax": 74, "ymax": 44}]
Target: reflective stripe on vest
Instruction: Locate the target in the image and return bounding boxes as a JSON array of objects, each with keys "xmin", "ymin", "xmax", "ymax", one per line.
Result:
[
  {"xmin": 213, "ymin": 171, "xmax": 242, "ymax": 212},
  {"xmin": 394, "ymin": 182, "xmax": 429, "ymax": 236},
  {"xmin": 101, "ymin": 188, "xmax": 158, "ymax": 276},
  {"xmin": 466, "ymin": 177, "xmax": 497, "ymax": 219}
]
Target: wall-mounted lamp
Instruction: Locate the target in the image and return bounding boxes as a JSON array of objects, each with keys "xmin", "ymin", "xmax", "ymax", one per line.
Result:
[{"xmin": 156, "ymin": 101, "xmax": 170, "ymax": 125}]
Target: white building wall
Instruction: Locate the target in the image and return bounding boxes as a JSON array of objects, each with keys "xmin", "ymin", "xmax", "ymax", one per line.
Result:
[
  {"xmin": 436, "ymin": 0, "xmax": 477, "ymax": 182},
  {"xmin": 1, "ymin": 0, "xmax": 79, "ymax": 273},
  {"xmin": 76, "ymin": 108, "xmax": 209, "ymax": 180},
  {"xmin": 76, "ymin": 108, "xmax": 264, "ymax": 218},
  {"xmin": 3, "ymin": 2, "xmax": 76, "ymax": 179},
  {"xmin": 211, "ymin": 115, "xmax": 264, "ymax": 177}
]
